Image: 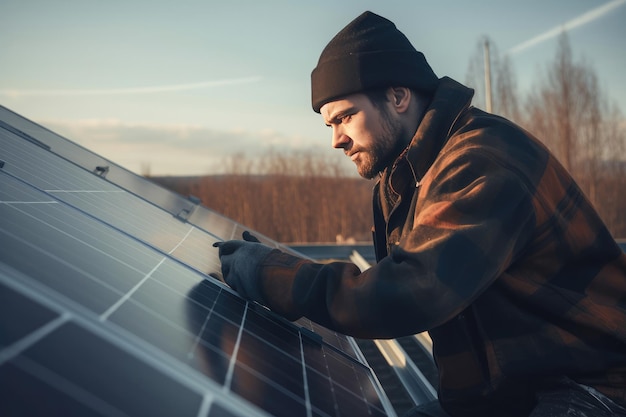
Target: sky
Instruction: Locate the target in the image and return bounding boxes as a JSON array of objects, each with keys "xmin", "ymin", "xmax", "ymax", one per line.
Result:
[{"xmin": 2, "ymin": 0, "xmax": 625, "ymax": 176}]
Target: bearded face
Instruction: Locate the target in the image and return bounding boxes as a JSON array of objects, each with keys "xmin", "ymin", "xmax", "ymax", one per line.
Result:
[{"xmin": 321, "ymin": 92, "xmax": 411, "ymax": 179}]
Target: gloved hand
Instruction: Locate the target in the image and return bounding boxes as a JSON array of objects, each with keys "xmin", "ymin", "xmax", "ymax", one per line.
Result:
[{"xmin": 213, "ymin": 231, "xmax": 274, "ymax": 303}]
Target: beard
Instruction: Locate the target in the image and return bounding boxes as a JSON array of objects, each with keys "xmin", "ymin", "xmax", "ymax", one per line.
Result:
[{"xmin": 355, "ymin": 109, "xmax": 409, "ymax": 180}]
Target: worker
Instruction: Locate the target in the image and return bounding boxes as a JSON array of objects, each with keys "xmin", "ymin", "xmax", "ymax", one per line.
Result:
[{"xmin": 214, "ymin": 11, "xmax": 626, "ymax": 417}]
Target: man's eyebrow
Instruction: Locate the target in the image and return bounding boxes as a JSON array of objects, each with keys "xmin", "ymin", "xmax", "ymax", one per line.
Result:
[{"xmin": 325, "ymin": 106, "xmax": 356, "ymax": 126}]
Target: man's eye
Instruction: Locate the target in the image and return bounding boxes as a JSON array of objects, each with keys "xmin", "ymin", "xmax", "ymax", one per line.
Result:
[{"xmin": 340, "ymin": 114, "xmax": 352, "ymax": 123}]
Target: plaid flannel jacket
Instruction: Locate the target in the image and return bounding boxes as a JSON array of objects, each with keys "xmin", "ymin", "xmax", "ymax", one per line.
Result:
[{"xmin": 258, "ymin": 77, "xmax": 626, "ymax": 416}]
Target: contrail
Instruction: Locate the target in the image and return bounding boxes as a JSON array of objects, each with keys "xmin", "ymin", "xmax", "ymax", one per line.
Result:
[
  {"xmin": 0, "ymin": 76, "xmax": 262, "ymax": 97},
  {"xmin": 508, "ymin": 0, "xmax": 626, "ymax": 55}
]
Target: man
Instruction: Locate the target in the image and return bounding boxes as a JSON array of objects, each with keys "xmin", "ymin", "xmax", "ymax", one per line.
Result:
[{"xmin": 214, "ymin": 11, "xmax": 626, "ymax": 417}]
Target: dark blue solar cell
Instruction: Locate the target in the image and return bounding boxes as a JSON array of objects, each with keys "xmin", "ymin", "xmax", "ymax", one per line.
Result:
[
  {"xmin": 243, "ymin": 306, "xmax": 302, "ymax": 357},
  {"xmin": 332, "ymin": 382, "xmax": 388, "ymax": 417},
  {"xmin": 18, "ymin": 321, "xmax": 203, "ymax": 417},
  {"xmin": 0, "ymin": 281, "xmax": 59, "ymax": 347},
  {"xmin": 208, "ymin": 286, "xmax": 247, "ymax": 321},
  {"xmin": 325, "ymin": 348, "xmax": 372, "ymax": 394},
  {"xmin": 306, "ymin": 368, "xmax": 337, "ymax": 416},
  {"xmin": 185, "ymin": 283, "xmax": 244, "ymax": 356},
  {"xmin": 230, "ymin": 363, "xmax": 307, "ymax": 417},
  {"xmin": 237, "ymin": 330, "xmax": 305, "ymax": 399},
  {"xmin": 0, "ymin": 362, "xmax": 105, "ymax": 417}
]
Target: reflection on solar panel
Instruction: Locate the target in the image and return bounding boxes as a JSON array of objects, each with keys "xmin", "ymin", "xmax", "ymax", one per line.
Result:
[{"xmin": 0, "ymin": 105, "xmax": 397, "ymax": 416}]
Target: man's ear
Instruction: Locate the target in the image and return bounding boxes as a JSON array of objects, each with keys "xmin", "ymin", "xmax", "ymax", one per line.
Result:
[{"xmin": 387, "ymin": 87, "xmax": 411, "ymax": 113}]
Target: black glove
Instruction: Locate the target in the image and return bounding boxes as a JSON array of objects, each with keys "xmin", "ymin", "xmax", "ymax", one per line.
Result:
[{"xmin": 213, "ymin": 231, "xmax": 274, "ymax": 303}]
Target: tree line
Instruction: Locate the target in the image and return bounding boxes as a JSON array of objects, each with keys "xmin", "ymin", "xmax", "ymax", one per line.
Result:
[
  {"xmin": 152, "ymin": 33, "xmax": 625, "ymax": 242},
  {"xmin": 152, "ymin": 151, "xmax": 374, "ymax": 243}
]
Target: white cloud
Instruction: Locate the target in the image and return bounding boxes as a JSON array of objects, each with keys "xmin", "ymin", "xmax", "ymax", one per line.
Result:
[{"xmin": 0, "ymin": 77, "xmax": 262, "ymax": 97}]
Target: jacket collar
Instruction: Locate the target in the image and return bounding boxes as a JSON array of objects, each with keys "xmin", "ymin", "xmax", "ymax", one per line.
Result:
[
  {"xmin": 404, "ymin": 76, "xmax": 474, "ymax": 184},
  {"xmin": 376, "ymin": 77, "xmax": 474, "ymax": 218}
]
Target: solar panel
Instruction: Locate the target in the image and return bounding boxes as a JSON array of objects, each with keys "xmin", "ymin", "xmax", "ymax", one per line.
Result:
[{"xmin": 0, "ymin": 105, "xmax": 397, "ymax": 417}]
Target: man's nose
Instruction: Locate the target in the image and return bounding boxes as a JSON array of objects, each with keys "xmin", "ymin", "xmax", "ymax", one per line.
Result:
[{"xmin": 331, "ymin": 127, "xmax": 350, "ymax": 149}]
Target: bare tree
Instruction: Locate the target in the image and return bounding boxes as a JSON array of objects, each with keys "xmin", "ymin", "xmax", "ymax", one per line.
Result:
[
  {"xmin": 523, "ymin": 31, "xmax": 626, "ymax": 237},
  {"xmin": 465, "ymin": 36, "xmax": 521, "ymax": 122},
  {"xmin": 493, "ymin": 55, "xmax": 522, "ymax": 122},
  {"xmin": 524, "ymin": 33, "xmax": 595, "ymax": 173},
  {"xmin": 593, "ymin": 104, "xmax": 626, "ymax": 235}
]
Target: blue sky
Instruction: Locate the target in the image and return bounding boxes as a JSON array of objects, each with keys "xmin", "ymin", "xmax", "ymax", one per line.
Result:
[{"xmin": 2, "ymin": 0, "xmax": 625, "ymax": 176}]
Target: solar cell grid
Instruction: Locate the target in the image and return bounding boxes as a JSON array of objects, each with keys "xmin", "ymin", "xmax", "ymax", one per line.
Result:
[{"xmin": 0, "ymin": 106, "xmax": 396, "ymax": 416}]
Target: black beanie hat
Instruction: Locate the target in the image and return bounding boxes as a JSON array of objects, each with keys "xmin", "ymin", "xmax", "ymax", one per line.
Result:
[{"xmin": 311, "ymin": 11, "xmax": 439, "ymax": 113}]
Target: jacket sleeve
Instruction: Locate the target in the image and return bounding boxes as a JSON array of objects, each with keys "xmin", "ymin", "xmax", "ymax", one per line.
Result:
[{"xmin": 258, "ymin": 145, "xmax": 536, "ymax": 339}]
